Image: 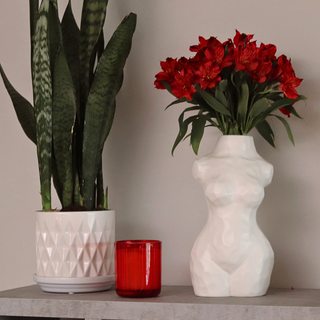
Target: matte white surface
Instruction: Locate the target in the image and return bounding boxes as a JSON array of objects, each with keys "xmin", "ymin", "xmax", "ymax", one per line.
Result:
[
  {"xmin": 191, "ymin": 136, "xmax": 274, "ymax": 297},
  {"xmin": 33, "ymin": 274, "xmax": 115, "ymax": 294},
  {"xmin": 35, "ymin": 210, "xmax": 115, "ymax": 277},
  {"xmin": 35, "ymin": 210, "xmax": 115, "ymax": 293},
  {"xmin": 0, "ymin": 0, "xmax": 319, "ymax": 292}
]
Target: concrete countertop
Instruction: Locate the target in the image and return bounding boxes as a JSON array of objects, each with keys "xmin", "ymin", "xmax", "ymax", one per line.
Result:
[{"xmin": 1, "ymin": 285, "xmax": 320, "ymax": 320}]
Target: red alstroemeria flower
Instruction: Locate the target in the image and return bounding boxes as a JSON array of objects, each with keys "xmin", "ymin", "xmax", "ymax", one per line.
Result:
[
  {"xmin": 224, "ymin": 39, "xmax": 235, "ymax": 52},
  {"xmin": 205, "ymin": 46, "xmax": 224, "ymax": 63},
  {"xmin": 189, "ymin": 49, "xmax": 206, "ymax": 65},
  {"xmin": 277, "ymin": 54, "xmax": 291, "ymax": 71},
  {"xmin": 155, "ymin": 30, "xmax": 305, "ymax": 140},
  {"xmin": 190, "ymin": 36, "xmax": 221, "ymax": 53},
  {"xmin": 277, "ymin": 55, "xmax": 303, "ymax": 98},
  {"xmin": 154, "ymin": 57, "xmax": 180, "ymax": 89},
  {"xmin": 279, "ymin": 107, "xmax": 291, "ymax": 117},
  {"xmin": 233, "ymin": 30, "xmax": 254, "ymax": 47},
  {"xmin": 171, "ymin": 68, "xmax": 196, "ymax": 101},
  {"xmin": 204, "ymin": 46, "xmax": 233, "ymax": 69},
  {"xmin": 279, "ymin": 71, "xmax": 303, "ymax": 99},
  {"xmin": 234, "ymin": 41, "xmax": 259, "ymax": 72},
  {"xmin": 177, "ymin": 57, "xmax": 191, "ymax": 69},
  {"xmin": 249, "ymin": 59, "xmax": 273, "ymax": 83},
  {"xmin": 259, "ymin": 43, "xmax": 277, "ymax": 61},
  {"xmin": 268, "ymin": 54, "xmax": 290, "ymax": 81},
  {"xmin": 194, "ymin": 61, "xmax": 221, "ymax": 90}
]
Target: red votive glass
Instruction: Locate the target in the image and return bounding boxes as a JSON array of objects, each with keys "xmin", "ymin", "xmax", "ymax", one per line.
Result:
[{"xmin": 115, "ymin": 240, "xmax": 161, "ymax": 298}]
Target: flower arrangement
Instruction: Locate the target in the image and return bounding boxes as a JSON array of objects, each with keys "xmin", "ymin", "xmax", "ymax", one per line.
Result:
[{"xmin": 155, "ymin": 30, "xmax": 306, "ymax": 154}]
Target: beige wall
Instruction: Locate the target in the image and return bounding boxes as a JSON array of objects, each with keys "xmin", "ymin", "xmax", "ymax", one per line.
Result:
[{"xmin": 0, "ymin": 0, "xmax": 318, "ymax": 291}]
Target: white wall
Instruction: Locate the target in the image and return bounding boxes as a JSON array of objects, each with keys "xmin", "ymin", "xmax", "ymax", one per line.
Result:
[{"xmin": 0, "ymin": 0, "xmax": 319, "ymax": 291}]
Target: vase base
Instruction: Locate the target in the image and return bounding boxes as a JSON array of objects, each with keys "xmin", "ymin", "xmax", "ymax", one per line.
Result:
[{"xmin": 33, "ymin": 274, "xmax": 115, "ymax": 294}]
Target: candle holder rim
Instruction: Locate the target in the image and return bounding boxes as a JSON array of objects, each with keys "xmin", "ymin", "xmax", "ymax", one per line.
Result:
[{"xmin": 115, "ymin": 239, "xmax": 161, "ymax": 245}]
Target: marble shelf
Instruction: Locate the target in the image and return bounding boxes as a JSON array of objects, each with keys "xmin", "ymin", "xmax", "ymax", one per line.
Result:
[{"xmin": 1, "ymin": 285, "xmax": 320, "ymax": 320}]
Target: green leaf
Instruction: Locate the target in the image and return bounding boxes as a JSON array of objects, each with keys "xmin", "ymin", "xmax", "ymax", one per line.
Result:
[
  {"xmin": 82, "ymin": 12, "xmax": 137, "ymax": 210},
  {"xmin": 252, "ymin": 95, "xmax": 306, "ymax": 129},
  {"xmin": 49, "ymin": 0, "xmax": 57, "ymax": 10},
  {"xmin": 263, "ymin": 95, "xmax": 306, "ymax": 117},
  {"xmin": 215, "ymin": 85, "xmax": 228, "ymax": 108},
  {"xmin": 79, "ymin": 0, "xmax": 109, "ymax": 109},
  {"xmin": 104, "ymin": 186, "xmax": 108, "ymax": 210},
  {"xmin": 172, "ymin": 105, "xmax": 199, "ymax": 114},
  {"xmin": 96, "ymin": 28, "xmax": 105, "ymax": 61},
  {"xmin": 32, "ymin": 0, "xmax": 53, "ymax": 211},
  {"xmin": 89, "ymin": 29, "xmax": 105, "ymax": 86},
  {"xmin": 0, "ymin": 64, "xmax": 36, "ymax": 144},
  {"xmin": 203, "ymin": 113, "xmax": 219, "ymax": 127},
  {"xmin": 171, "ymin": 114, "xmax": 198, "ymax": 155},
  {"xmin": 74, "ymin": 171, "xmax": 83, "ymax": 206},
  {"xmin": 61, "ymin": 3, "xmax": 82, "ymax": 193},
  {"xmin": 61, "ymin": 1, "xmax": 80, "ymax": 113},
  {"xmin": 237, "ymin": 81, "xmax": 249, "ymax": 124},
  {"xmin": 281, "ymin": 104, "xmax": 303, "ymax": 119},
  {"xmin": 96, "ymin": 160, "xmax": 104, "ymax": 209},
  {"xmin": 189, "ymin": 91, "xmax": 211, "ymax": 108},
  {"xmin": 165, "ymin": 97, "xmax": 188, "ymax": 110},
  {"xmin": 169, "ymin": 106, "xmax": 201, "ymax": 155},
  {"xmin": 51, "ymin": 152, "xmax": 63, "ymax": 205},
  {"xmin": 48, "ymin": 0, "xmax": 62, "ymax": 74},
  {"xmin": 52, "ymin": 48, "xmax": 76, "ymax": 208},
  {"xmin": 255, "ymin": 120, "xmax": 275, "ymax": 147},
  {"xmin": 161, "ymin": 80, "xmax": 172, "ymax": 94},
  {"xmin": 29, "ymin": 0, "xmax": 39, "ymax": 69},
  {"xmin": 272, "ymin": 114, "xmax": 295, "ymax": 145},
  {"xmin": 29, "ymin": 0, "xmax": 39, "ymax": 40},
  {"xmin": 197, "ymin": 89, "xmax": 232, "ymax": 117},
  {"xmin": 191, "ymin": 115, "xmax": 206, "ymax": 155},
  {"xmin": 249, "ymin": 98, "xmax": 271, "ymax": 119},
  {"xmin": 231, "ymin": 70, "xmax": 248, "ymax": 88},
  {"xmin": 265, "ymin": 92, "xmax": 283, "ymax": 101},
  {"xmin": 218, "ymin": 79, "xmax": 229, "ymax": 92}
]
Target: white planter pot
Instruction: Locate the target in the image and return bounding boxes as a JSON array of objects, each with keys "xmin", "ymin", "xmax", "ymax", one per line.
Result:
[
  {"xmin": 190, "ymin": 135, "xmax": 274, "ymax": 297},
  {"xmin": 34, "ymin": 210, "xmax": 115, "ymax": 293}
]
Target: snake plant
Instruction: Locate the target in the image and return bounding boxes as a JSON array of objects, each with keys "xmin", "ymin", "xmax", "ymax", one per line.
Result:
[{"xmin": 0, "ymin": 0, "xmax": 137, "ymax": 211}]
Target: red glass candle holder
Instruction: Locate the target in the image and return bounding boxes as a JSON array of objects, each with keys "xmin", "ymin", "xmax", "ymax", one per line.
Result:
[{"xmin": 115, "ymin": 240, "xmax": 161, "ymax": 298}]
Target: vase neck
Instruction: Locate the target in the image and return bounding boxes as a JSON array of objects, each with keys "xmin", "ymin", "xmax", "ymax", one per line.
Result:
[{"xmin": 211, "ymin": 135, "xmax": 259, "ymax": 158}]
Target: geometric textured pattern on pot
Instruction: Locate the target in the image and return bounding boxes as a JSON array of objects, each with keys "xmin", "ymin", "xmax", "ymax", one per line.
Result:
[
  {"xmin": 190, "ymin": 135, "xmax": 274, "ymax": 297},
  {"xmin": 36, "ymin": 210, "xmax": 115, "ymax": 278}
]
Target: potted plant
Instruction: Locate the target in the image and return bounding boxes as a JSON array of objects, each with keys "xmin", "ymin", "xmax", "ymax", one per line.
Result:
[
  {"xmin": 1, "ymin": 0, "xmax": 136, "ymax": 293},
  {"xmin": 155, "ymin": 31, "xmax": 306, "ymax": 297}
]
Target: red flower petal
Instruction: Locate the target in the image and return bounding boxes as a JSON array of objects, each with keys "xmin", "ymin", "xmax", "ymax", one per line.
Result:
[{"xmin": 279, "ymin": 107, "xmax": 291, "ymax": 117}]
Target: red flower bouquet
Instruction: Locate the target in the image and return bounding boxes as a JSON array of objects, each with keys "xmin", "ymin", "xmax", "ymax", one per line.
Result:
[{"xmin": 155, "ymin": 30, "xmax": 306, "ymax": 154}]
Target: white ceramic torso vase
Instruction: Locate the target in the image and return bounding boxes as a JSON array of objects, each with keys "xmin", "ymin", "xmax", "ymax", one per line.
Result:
[{"xmin": 190, "ymin": 135, "xmax": 274, "ymax": 297}]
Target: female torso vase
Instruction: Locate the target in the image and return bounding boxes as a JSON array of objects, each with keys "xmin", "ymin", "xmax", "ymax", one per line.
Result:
[{"xmin": 190, "ymin": 135, "xmax": 274, "ymax": 297}]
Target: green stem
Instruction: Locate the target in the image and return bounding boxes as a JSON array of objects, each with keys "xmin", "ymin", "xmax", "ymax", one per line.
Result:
[{"xmin": 96, "ymin": 160, "xmax": 104, "ymax": 209}]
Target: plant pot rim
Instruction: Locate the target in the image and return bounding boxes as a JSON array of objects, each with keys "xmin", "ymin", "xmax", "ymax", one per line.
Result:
[
  {"xmin": 36, "ymin": 209, "xmax": 115, "ymax": 214},
  {"xmin": 220, "ymin": 134, "xmax": 253, "ymax": 139}
]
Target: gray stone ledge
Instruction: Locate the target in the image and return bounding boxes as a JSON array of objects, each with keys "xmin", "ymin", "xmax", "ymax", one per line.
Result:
[{"xmin": 1, "ymin": 285, "xmax": 320, "ymax": 320}]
